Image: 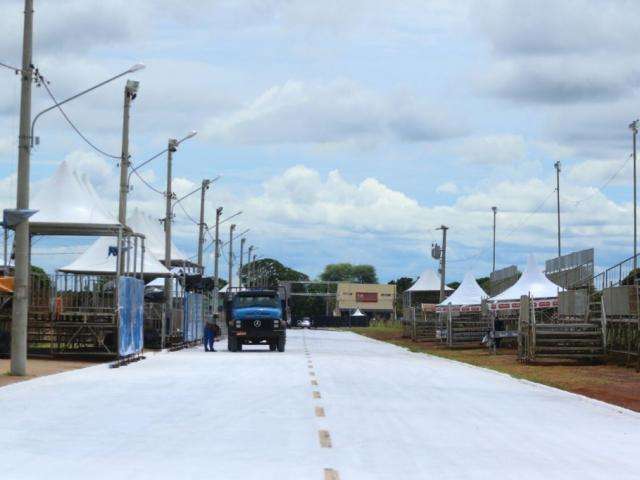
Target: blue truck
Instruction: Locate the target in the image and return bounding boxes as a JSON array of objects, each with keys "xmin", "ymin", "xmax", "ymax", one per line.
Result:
[{"xmin": 226, "ymin": 290, "xmax": 286, "ymax": 352}]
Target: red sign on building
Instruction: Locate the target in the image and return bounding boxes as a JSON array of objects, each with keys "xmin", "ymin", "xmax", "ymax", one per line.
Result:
[{"xmin": 356, "ymin": 292, "xmax": 378, "ymax": 303}]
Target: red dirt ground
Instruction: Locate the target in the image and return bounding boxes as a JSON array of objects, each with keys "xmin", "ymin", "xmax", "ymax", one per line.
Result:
[{"xmin": 0, "ymin": 358, "xmax": 96, "ymax": 388}]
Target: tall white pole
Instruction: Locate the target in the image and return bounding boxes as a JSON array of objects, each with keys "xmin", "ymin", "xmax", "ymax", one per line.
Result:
[
  {"xmin": 492, "ymin": 206, "xmax": 497, "ymax": 273},
  {"xmin": 162, "ymin": 139, "xmax": 177, "ymax": 349},
  {"xmin": 11, "ymin": 0, "xmax": 34, "ymax": 376},
  {"xmin": 196, "ymin": 179, "xmax": 211, "ymax": 271},
  {"xmin": 554, "ymin": 161, "xmax": 561, "ymax": 260},
  {"xmin": 239, "ymin": 237, "xmax": 245, "ymax": 288},
  {"xmin": 228, "ymin": 224, "xmax": 236, "ymax": 290},
  {"xmin": 213, "ymin": 207, "xmax": 222, "ymax": 311},
  {"xmin": 631, "ymin": 121, "xmax": 638, "ymax": 270}
]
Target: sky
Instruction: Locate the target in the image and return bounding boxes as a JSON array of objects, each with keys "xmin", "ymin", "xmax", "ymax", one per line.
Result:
[{"xmin": 0, "ymin": 0, "xmax": 639, "ymax": 283}]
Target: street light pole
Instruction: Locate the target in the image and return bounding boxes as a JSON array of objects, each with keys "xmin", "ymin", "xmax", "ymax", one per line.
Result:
[
  {"xmin": 11, "ymin": 0, "xmax": 34, "ymax": 376},
  {"xmin": 117, "ymin": 80, "xmax": 139, "ymax": 274},
  {"xmin": 118, "ymin": 81, "xmax": 138, "ymax": 224},
  {"xmin": 247, "ymin": 245, "xmax": 254, "ymax": 288},
  {"xmin": 492, "ymin": 206, "xmax": 497, "ymax": 273},
  {"xmin": 239, "ymin": 238, "xmax": 246, "ymax": 288},
  {"xmin": 162, "ymin": 138, "xmax": 177, "ymax": 350},
  {"xmin": 631, "ymin": 120, "xmax": 638, "ymax": 270},
  {"xmin": 213, "ymin": 207, "xmax": 222, "ymax": 311},
  {"xmin": 436, "ymin": 225, "xmax": 448, "ymax": 302},
  {"xmin": 228, "ymin": 224, "xmax": 236, "ymax": 291},
  {"xmin": 197, "ymin": 179, "xmax": 211, "ymax": 271},
  {"xmin": 554, "ymin": 161, "xmax": 561, "ymax": 260}
]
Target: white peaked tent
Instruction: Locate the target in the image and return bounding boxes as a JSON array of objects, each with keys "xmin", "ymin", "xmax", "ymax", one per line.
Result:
[
  {"xmin": 406, "ymin": 268, "xmax": 452, "ymax": 292},
  {"xmin": 490, "ymin": 255, "xmax": 561, "ymax": 310},
  {"xmin": 351, "ymin": 308, "xmax": 365, "ymax": 317},
  {"xmin": 59, "ymin": 236, "xmax": 171, "ymax": 277},
  {"xmin": 437, "ymin": 272, "xmax": 487, "ymax": 311},
  {"xmin": 30, "ymin": 161, "xmax": 120, "ymax": 234},
  {"xmin": 126, "ymin": 208, "xmax": 190, "ymax": 265}
]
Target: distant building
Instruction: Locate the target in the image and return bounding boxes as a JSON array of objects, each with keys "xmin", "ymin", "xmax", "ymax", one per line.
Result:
[{"xmin": 335, "ymin": 282, "xmax": 396, "ymax": 320}]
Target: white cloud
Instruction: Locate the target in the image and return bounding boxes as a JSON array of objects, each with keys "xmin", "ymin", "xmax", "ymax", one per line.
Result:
[
  {"xmin": 205, "ymin": 80, "xmax": 465, "ymax": 146},
  {"xmin": 436, "ymin": 182, "xmax": 459, "ymax": 194}
]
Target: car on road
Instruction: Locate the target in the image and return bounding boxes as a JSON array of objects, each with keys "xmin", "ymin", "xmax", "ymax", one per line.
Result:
[
  {"xmin": 226, "ymin": 290, "xmax": 286, "ymax": 352},
  {"xmin": 299, "ymin": 317, "xmax": 311, "ymax": 329}
]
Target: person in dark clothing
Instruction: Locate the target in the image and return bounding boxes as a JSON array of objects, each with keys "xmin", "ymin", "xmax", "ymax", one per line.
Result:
[{"xmin": 204, "ymin": 313, "xmax": 218, "ymax": 352}]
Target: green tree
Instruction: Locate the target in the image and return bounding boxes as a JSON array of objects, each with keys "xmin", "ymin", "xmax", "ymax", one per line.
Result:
[{"xmin": 319, "ymin": 263, "xmax": 378, "ymax": 283}]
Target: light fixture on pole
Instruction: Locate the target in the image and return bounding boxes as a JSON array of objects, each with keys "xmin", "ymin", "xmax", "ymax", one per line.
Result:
[{"xmin": 30, "ymin": 63, "xmax": 146, "ymax": 146}]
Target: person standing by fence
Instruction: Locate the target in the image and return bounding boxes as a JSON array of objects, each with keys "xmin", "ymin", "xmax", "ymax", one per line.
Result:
[{"xmin": 204, "ymin": 311, "xmax": 217, "ymax": 352}]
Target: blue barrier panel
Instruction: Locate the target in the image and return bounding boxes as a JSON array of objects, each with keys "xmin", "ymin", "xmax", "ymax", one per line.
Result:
[
  {"xmin": 118, "ymin": 276, "xmax": 145, "ymax": 356},
  {"xmin": 183, "ymin": 293, "xmax": 204, "ymax": 342}
]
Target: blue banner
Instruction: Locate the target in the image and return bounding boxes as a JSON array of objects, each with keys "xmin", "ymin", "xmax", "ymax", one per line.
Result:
[
  {"xmin": 118, "ymin": 276, "xmax": 145, "ymax": 356},
  {"xmin": 183, "ymin": 292, "xmax": 204, "ymax": 342}
]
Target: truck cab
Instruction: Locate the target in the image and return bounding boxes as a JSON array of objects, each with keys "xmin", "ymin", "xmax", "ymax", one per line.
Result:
[{"xmin": 226, "ymin": 290, "xmax": 286, "ymax": 352}]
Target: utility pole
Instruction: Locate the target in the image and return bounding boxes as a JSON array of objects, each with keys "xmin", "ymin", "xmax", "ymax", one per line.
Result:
[
  {"xmin": 631, "ymin": 120, "xmax": 638, "ymax": 270},
  {"xmin": 213, "ymin": 207, "xmax": 222, "ymax": 307},
  {"xmin": 196, "ymin": 178, "xmax": 211, "ymax": 271},
  {"xmin": 252, "ymin": 254, "xmax": 257, "ymax": 288},
  {"xmin": 239, "ymin": 237, "xmax": 246, "ymax": 288},
  {"xmin": 11, "ymin": 0, "xmax": 34, "ymax": 376},
  {"xmin": 228, "ymin": 224, "xmax": 236, "ymax": 291},
  {"xmin": 492, "ymin": 206, "xmax": 497, "ymax": 273},
  {"xmin": 162, "ymin": 138, "xmax": 178, "ymax": 350},
  {"xmin": 554, "ymin": 161, "xmax": 561, "ymax": 260},
  {"xmin": 117, "ymin": 80, "xmax": 139, "ymax": 274},
  {"xmin": 436, "ymin": 225, "xmax": 448, "ymax": 302},
  {"xmin": 247, "ymin": 245, "xmax": 254, "ymax": 288}
]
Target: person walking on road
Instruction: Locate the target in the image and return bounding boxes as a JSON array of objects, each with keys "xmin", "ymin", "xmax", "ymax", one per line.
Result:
[{"xmin": 204, "ymin": 313, "xmax": 218, "ymax": 352}]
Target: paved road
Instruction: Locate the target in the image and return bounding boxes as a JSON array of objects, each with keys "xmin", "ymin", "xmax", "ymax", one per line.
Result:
[{"xmin": 1, "ymin": 329, "xmax": 639, "ymax": 479}]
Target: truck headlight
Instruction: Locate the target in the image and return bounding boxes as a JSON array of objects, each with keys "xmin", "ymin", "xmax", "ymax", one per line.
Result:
[
  {"xmin": 235, "ymin": 321, "xmax": 241, "ymax": 328},
  {"xmin": 273, "ymin": 319, "xmax": 279, "ymax": 327}
]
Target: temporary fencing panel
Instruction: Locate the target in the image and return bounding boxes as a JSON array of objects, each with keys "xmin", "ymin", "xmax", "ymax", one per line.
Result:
[
  {"xmin": 183, "ymin": 292, "xmax": 204, "ymax": 342},
  {"xmin": 118, "ymin": 277, "xmax": 144, "ymax": 356}
]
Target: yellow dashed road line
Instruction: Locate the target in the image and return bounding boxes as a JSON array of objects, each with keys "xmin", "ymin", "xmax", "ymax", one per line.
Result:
[
  {"xmin": 313, "ymin": 391, "xmax": 321, "ymax": 399},
  {"xmin": 318, "ymin": 430, "xmax": 332, "ymax": 448},
  {"xmin": 324, "ymin": 468, "xmax": 340, "ymax": 480},
  {"xmin": 315, "ymin": 406, "xmax": 325, "ymax": 417}
]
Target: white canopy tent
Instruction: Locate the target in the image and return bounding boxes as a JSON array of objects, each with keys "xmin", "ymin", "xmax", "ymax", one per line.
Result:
[
  {"xmin": 126, "ymin": 208, "xmax": 191, "ymax": 266},
  {"xmin": 30, "ymin": 160, "xmax": 123, "ymax": 236},
  {"xmin": 437, "ymin": 272, "xmax": 487, "ymax": 312},
  {"xmin": 490, "ymin": 255, "xmax": 562, "ymax": 310},
  {"xmin": 406, "ymin": 268, "xmax": 453, "ymax": 293},
  {"xmin": 59, "ymin": 236, "xmax": 171, "ymax": 277}
]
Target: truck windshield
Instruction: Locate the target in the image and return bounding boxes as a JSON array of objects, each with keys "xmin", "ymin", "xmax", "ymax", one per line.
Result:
[{"xmin": 233, "ymin": 296, "xmax": 280, "ymax": 309}]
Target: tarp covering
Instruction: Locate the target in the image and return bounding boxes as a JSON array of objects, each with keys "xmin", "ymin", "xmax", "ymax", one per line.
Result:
[
  {"xmin": 118, "ymin": 276, "xmax": 144, "ymax": 356},
  {"xmin": 0, "ymin": 277, "xmax": 14, "ymax": 293},
  {"xmin": 58, "ymin": 236, "xmax": 171, "ymax": 276},
  {"xmin": 491, "ymin": 255, "xmax": 561, "ymax": 302},
  {"xmin": 183, "ymin": 292, "xmax": 204, "ymax": 342},
  {"xmin": 126, "ymin": 208, "xmax": 188, "ymax": 263},
  {"xmin": 438, "ymin": 272, "xmax": 487, "ymax": 307},
  {"xmin": 406, "ymin": 268, "xmax": 452, "ymax": 292},
  {"xmin": 31, "ymin": 161, "xmax": 117, "ymax": 225}
]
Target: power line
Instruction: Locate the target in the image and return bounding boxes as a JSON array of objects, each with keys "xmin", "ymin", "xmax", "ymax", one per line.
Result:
[
  {"xmin": 567, "ymin": 153, "xmax": 632, "ymax": 206},
  {"xmin": 450, "ymin": 189, "xmax": 556, "ymax": 268},
  {"xmin": 131, "ymin": 169, "xmax": 164, "ymax": 196},
  {"xmin": 39, "ymin": 77, "xmax": 120, "ymax": 160}
]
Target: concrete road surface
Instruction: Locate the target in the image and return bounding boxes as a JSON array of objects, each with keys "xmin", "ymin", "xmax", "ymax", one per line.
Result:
[{"xmin": 1, "ymin": 329, "xmax": 639, "ymax": 479}]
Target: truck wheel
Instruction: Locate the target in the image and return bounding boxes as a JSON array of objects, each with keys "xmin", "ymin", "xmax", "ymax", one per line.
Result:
[
  {"xmin": 277, "ymin": 335, "xmax": 286, "ymax": 352},
  {"xmin": 269, "ymin": 343, "xmax": 276, "ymax": 351},
  {"xmin": 228, "ymin": 335, "xmax": 237, "ymax": 352}
]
